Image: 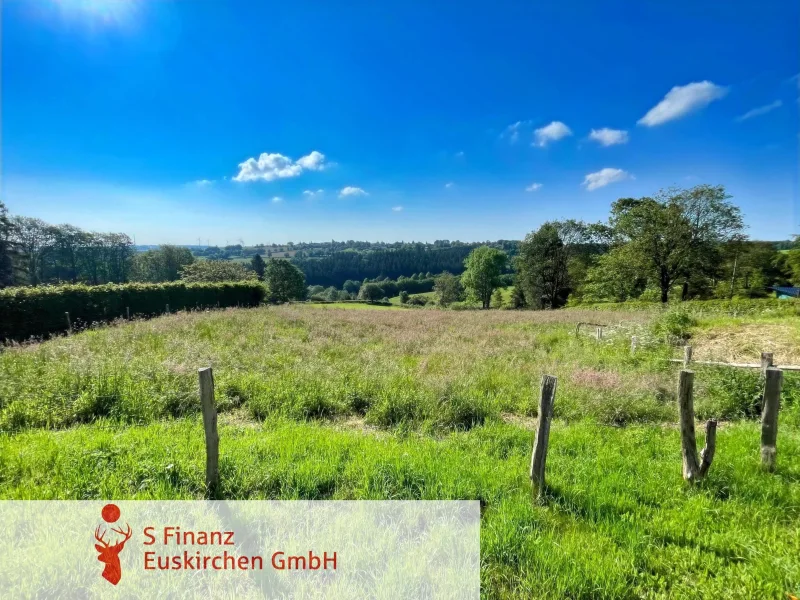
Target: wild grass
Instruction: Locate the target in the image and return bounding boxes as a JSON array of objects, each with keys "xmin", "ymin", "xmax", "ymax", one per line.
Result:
[
  {"xmin": 0, "ymin": 417, "xmax": 797, "ymax": 598},
  {"xmin": 1, "ymin": 305, "xmax": 797, "ymax": 432}
]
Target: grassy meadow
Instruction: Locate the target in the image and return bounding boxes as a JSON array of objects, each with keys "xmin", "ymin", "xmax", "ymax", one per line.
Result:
[{"xmin": 1, "ymin": 302, "xmax": 799, "ymax": 598}]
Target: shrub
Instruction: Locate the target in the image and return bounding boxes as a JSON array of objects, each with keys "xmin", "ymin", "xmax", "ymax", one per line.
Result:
[
  {"xmin": 0, "ymin": 281, "xmax": 266, "ymax": 341},
  {"xmin": 651, "ymin": 307, "xmax": 697, "ymax": 342}
]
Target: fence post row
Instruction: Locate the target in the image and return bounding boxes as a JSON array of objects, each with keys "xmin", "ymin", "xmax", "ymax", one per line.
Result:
[
  {"xmin": 677, "ymin": 369, "xmax": 716, "ymax": 482},
  {"xmin": 761, "ymin": 367, "xmax": 783, "ymax": 472},
  {"xmin": 198, "ymin": 367, "xmax": 220, "ymax": 498},
  {"xmin": 530, "ymin": 375, "xmax": 558, "ymax": 500}
]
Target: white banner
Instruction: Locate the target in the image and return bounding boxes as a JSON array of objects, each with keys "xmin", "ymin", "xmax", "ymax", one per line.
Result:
[{"xmin": 0, "ymin": 501, "xmax": 480, "ymax": 599}]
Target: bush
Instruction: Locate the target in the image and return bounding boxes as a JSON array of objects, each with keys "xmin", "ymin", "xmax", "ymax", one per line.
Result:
[
  {"xmin": 650, "ymin": 307, "xmax": 697, "ymax": 342},
  {"xmin": 0, "ymin": 281, "xmax": 266, "ymax": 341}
]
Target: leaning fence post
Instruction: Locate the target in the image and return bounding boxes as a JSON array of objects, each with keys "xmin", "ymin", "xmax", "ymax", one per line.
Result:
[
  {"xmin": 631, "ymin": 336, "xmax": 638, "ymax": 354},
  {"xmin": 683, "ymin": 345, "xmax": 693, "ymax": 367},
  {"xmin": 678, "ymin": 370, "xmax": 699, "ymax": 480},
  {"xmin": 198, "ymin": 367, "xmax": 220, "ymax": 497},
  {"xmin": 761, "ymin": 367, "xmax": 783, "ymax": 472},
  {"xmin": 530, "ymin": 375, "xmax": 558, "ymax": 499},
  {"xmin": 65, "ymin": 311, "xmax": 72, "ymax": 334},
  {"xmin": 760, "ymin": 352, "xmax": 774, "ymax": 377},
  {"xmin": 677, "ymin": 369, "xmax": 716, "ymax": 481}
]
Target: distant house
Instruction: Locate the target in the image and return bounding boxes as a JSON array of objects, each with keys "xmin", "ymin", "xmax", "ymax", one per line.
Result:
[{"xmin": 767, "ymin": 286, "xmax": 800, "ymax": 299}]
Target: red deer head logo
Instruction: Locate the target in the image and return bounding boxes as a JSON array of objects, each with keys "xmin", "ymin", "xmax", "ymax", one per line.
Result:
[{"xmin": 94, "ymin": 504, "xmax": 132, "ymax": 585}]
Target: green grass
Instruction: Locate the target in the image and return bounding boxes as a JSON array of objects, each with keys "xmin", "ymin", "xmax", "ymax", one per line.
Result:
[
  {"xmin": 304, "ymin": 301, "xmax": 398, "ymax": 310},
  {"xmin": 1, "ymin": 301, "xmax": 799, "ymax": 597},
  {"xmin": 1, "ymin": 417, "xmax": 798, "ymax": 598},
  {"xmin": 388, "ymin": 291, "xmax": 436, "ymax": 305}
]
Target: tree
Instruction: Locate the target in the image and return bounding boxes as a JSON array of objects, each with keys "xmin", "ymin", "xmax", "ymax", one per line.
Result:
[
  {"xmin": 10, "ymin": 216, "xmax": 51, "ymax": 285},
  {"xmin": 0, "ymin": 201, "xmax": 15, "ymax": 287},
  {"xmin": 511, "ymin": 286, "xmax": 526, "ymax": 308},
  {"xmin": 491, "ymin": 288, "xmax": 504, "ymax": 309},
  {"xmin": 399, "ymin": 290, "xmax": 410, "ymax": 304},
  {"xmin": 251, "ymin": 253, "xmax": 266, "ymax": 280},
  {"xmin": 357, "ymin": 282, "xmax": 383, "ymax": 303},
  {"xmin": 516, "ymin": 220, "xmax": 588, "ymax": 309},
  {"xmin": 343, "ymin": 279, "xmax": 361, "ymax": 295},
  {"xmin": 179, "ymin": 260, "xmax": 256, "ymax": 282},
  {"xmin": 604, "ymin": 186, "xmax": 743, "ymax": 303},
  {"xmin": 461, "ymin": 246, "xmax": 507, "ymax": 309},
  {"xmin": 131, "ymin": 245, "xmax": 194, "ymax": 283},
  {"xmin": 265, "ymin": 259, "xmax": 306, "ymax": 302},
  {"xmin": 433, "ymin": 271, "xmax": 464, "ymax": 306}
]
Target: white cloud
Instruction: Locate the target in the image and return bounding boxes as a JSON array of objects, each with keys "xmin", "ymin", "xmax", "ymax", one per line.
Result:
[
  {"xmin": 501, "ymin": 120, "xmax": 531, "ymax": 143},
  {"xmin": 392, "ymin": 206, "xmax": 403, "ymax": 212},
  {"xmin": 339, "ymin": 186, "xmax": 367, "ymax": 198},
  {"xmin": 637, "ymin": 81, "xmax": 728, "ymax": 127},
  {"xmin": 271, "ymin": 196, "xmax": 283, "ymax": 203},
  {"xmin": 295, "ymin": 150, "xmax": 327, "ymax": 170},
  {"xmin": 444, "ymin": 182, "xmax": 455, "ymax": 189},
  {"xmin": 588, "ymin": 128, "xmax": 629, "ymax": 146},
  {"xmin": 533, "ymin": 121, "xmax": 572, "ymax": 147},
  {"xmin": 735, "ymin": 100, "xmax": 782, "ymax": 122},
  {"xmin": 193, "ymin": 179, "xmax": 214, "ymax": 186},
  {"xmin": 233, "ymin": 151, "xmax": 327, "ymax": 182},
  {"xmin": 582, "ymin": 168, "xmax": 632, "ymax": 191},
  {"xmin": 303, "ymin": 189, "xmax": 324, "ymax": 198},
  {"xmin": 525, "ymin": 183, "xmax": 543, "ymax": 192}
]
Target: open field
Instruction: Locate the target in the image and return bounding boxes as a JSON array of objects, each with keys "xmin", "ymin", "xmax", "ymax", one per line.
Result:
[{"xmin": 1, "ymin": 302, "xmax": 799, "ymax": 597}]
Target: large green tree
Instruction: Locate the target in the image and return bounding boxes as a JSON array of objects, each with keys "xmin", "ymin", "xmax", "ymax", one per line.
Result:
[
  {"xmin": 516, "ymin": 220, "xmax": 589, "ymax": 309},
  {"xmin": 601, "ymin": 185, "xmax": 744, "ymax": 303},
  {"xmin": 265, "ymin": 259, "xmax": 306, "ymax": 302},
  {"xmin": 461, "ymin": 246, "xmax": 507, "ymax": 309}
]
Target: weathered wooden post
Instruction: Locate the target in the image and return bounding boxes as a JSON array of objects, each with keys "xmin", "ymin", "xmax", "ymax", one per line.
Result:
[
  {"xmin": 595, "ymin": 327, "xmax": 603, "ymax": 341},
  {"xmin": 530, "ymin": 375, "xmax": 558, "ymax": 500},
  {"xmin": 760, "ymin": 352, "xmax": 774, "ymax": 377},
  {"xmin": 126, "ymin": 306, "xmax": 130, "ymax": 320},
  {"xmin": 677, "ymin": 369, "xmax": 716, "ymax": 481},
  {"xmin": 198, "ymin": 367, "xmax": 220, "ymax": 497},
  {"xmin": 631, "ymin": 336, "xmax": 638, "ymax": 354},
  {"xmin": 683, "ymin": 345, "xmax": 693, "ymax": 367},
  {"xmin": 65, "ymin": 312, "xmax": 72, "ymax": 334},
  {"xmin": 760, "ymin": 367, "xmax": 783, "ymax": 472},
  {"xmin": 166, "ymin": 303, "xmax": 170, "ymax": 314}
]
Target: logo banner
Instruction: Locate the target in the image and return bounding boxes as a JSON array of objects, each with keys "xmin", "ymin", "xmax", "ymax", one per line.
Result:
[{"xmin": 0, "ymin": 500, "xmax": 479, "ymax": 599}]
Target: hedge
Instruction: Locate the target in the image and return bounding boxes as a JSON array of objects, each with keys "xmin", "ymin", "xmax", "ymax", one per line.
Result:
[{"xmin": 0, "ymin": 281, "xmax": 267, "ymax": 341}]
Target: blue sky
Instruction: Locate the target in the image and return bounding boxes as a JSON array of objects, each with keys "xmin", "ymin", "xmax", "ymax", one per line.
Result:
[{"xmin": 3, "ymin": 0, "xmax": 798, "ymax": 244}]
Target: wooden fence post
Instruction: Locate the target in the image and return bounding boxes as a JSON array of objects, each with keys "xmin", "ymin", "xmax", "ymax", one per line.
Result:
[
  {"xmin": 166, "ymin": 303, "xmax": 170, "ymax": 314},
  {"xmin": 530, "ymin": 375, "xmax": 558, "ymax": 500},
  {"xmin": 198, "ymin": 367, "xmax": 220, "ymax": 497},
  {"xmin": 760, "ymin": 352, "xmax": 774, "ymax": 377},
  {"xmin": 65, "ymin": 312, "xmax": 72, "ymax": 334},
  {"xmin": 631, "ymin": 336, "xmax": 638, "ymax": 354},
  {"xmin": 595, "ymin": 327, "xmax": 603, "ymax": 341},
  {"xmin": 677, "ymin": 369, "xmax": 716, "ymax": 481},
  {"xmin": 761, "ymin": 367, "xmax": 783, "ymax": 472},
  {"xmin": 126, "ymin": 306, "xmax": 130, "ymax": 320},
  {"xmin": 683, "ymin": 345, "xmax": 693, "ymax": 367}
]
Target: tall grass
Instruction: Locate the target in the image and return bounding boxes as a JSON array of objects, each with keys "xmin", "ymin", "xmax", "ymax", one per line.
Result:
[{"xmin": 1, "ymin": 305, "xmax": 797, "ymax": 432}]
